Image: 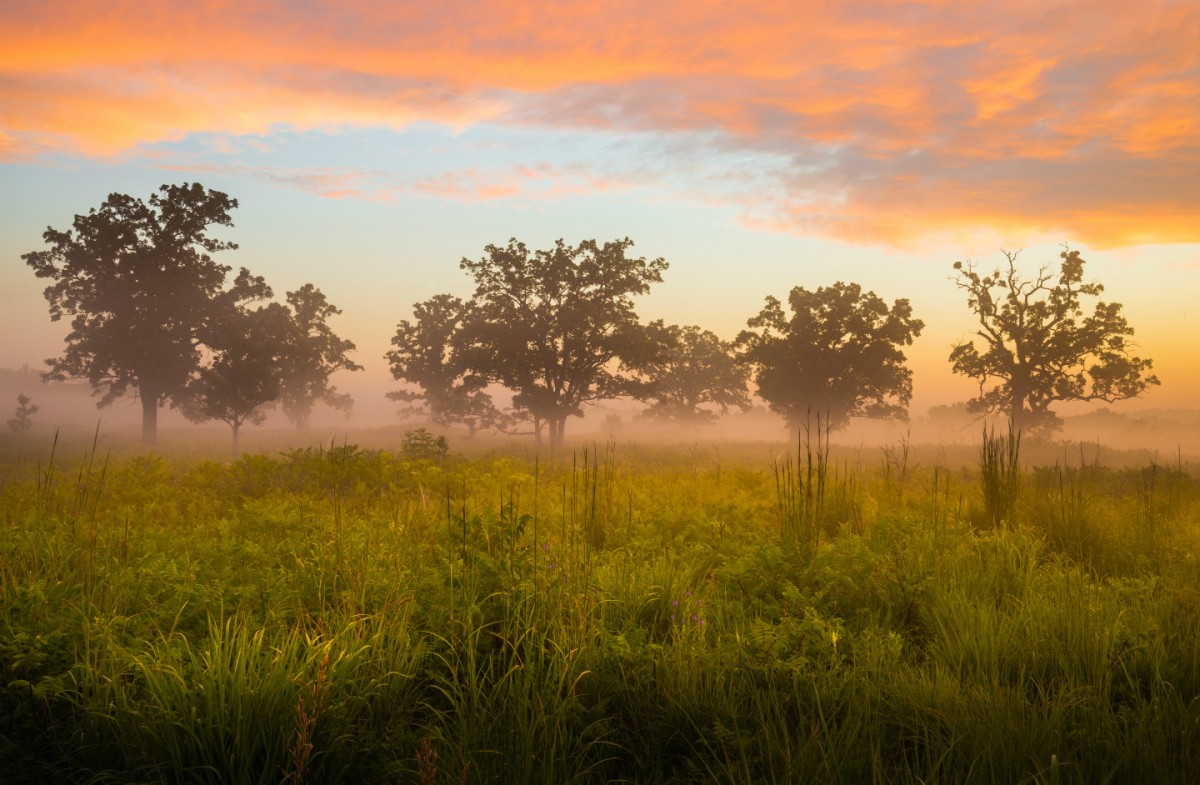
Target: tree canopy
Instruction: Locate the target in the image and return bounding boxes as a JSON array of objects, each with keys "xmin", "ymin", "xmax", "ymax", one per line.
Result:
[
  {"xmin": 451, "ymin": 237, "xmax": 667, "ymax": 449},
  {"xmin": 638, "ymin": 322, "xmax": 749, "ymax": 424},
  {"xmin": 277, "ymin": 284, "xmax": 362, "ymax": 429},
  {"xmin": 385, "ymin": 294, "xmax": 500, "ymax": 436},
  {"xmin": 178, "ymin": 299, "xmax": 289, "ymax": 457},
  {"xmin": 738, "ymin": 282, "xmax": 924, "ymax": 432},
  {"xmin": 949, "ymin": 248, "xmax": 1159, "ymax": 433},
  {"xmin": 21, "ymin": 183, "xmax": 256, "ymax": 444}
]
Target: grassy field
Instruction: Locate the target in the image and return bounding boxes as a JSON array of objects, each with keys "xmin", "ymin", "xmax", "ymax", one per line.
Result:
[{"xmin": 1, "ymin": 427, "xmax": 1198, "ymax": 784}]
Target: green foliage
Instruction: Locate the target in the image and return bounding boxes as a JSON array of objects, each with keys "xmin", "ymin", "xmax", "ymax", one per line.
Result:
[
  {"xmin": 774, "ymin": 412, "xmax": 832, "ymax": 553},
  {"xmin": 976, "ymin": 423, "xmax": 1021, "ymax": 529},
  {"xmin": 950, "ymin": 248, "xmax": 1159, "ymax": 433},
  {"xmin": 401, "ymin": 428, "xmax": 449, "ymax": 462},
  {"xmin": 739, "ymin": 281, "xmax": 924, "ymax": 432},
  {"xmin": 1, "ymin": 435, "xmax": 1197, "ymax": 783}
]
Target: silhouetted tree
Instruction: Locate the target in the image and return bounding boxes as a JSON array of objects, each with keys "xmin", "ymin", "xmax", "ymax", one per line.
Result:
[
  {"xmin": 739, "ymin": 282, "xmax": 924, "ymax": 433},
  {"xmin": 385, "ymin": 294, "xmax": 501, "ymax": 436},
  {"xmin": 178, "ymin": 299, "xmax": 289, "ymax": 458},
  {"xmin": 950, "ymin": 248, "xmax": 1159, "ymax": 433},
  {"xmin": 638, "ymin": 322, "xmax": 749, "ymax": 424},
  {"xmin": 7, "ymin": 394, "xmax": 38, "ymax": 436},
  {"xmin": 278, "ymin": 284, "xmax": 362, "ymax": 429},
  {"xmin": 456, "ymin": 238, "xmax": 667, "ymax": 449},
  {"xmin": 21, "ymin": 183, "xmax": 260, "ymax": 444}
]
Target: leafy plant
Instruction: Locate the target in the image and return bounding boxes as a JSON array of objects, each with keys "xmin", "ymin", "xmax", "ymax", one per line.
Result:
[{"xmin": 401, "ymin": 428, "xmax": 449, "ymax": 462}]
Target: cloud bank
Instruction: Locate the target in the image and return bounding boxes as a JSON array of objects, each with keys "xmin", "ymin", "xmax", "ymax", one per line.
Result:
[{"xmin": 2, "ymin": 0, "xmax": 1196, "ymax": 246}]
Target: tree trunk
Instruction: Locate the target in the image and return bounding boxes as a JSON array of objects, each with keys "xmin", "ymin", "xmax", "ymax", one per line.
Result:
[
  {"xmin": 532, "ymin": 416, "xmax": 544, "ymax": 450},
  {"xmin": 140, "ymin": 389, "xmax": 159, "ymax": 445},
  {"xmin": 231, "ymin": 421, "xmax": 241, "ymax": 459},
  {"xmin": 1009, "ymin": 378, "xmax": 1027, "ymax": 434},
  {"xmin": 549, "ymin": 417, "xmax": 566, "ymax": 451}
]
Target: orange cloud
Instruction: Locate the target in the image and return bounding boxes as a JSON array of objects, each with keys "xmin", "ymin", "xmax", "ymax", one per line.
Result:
[
  {"xmin": 2, "ymin": 0, "xmax": 1197, "ymax": 246},
  {"xmin": 412, "ymin": 163, "xmax": 633, "ymax": 201},
  {"xmin": 156, "ymin": 163, "xmax": 389, "ymax": 200},
  {"xmin": 160, "ymin": 161, "xmax": 635, "ymax": 204}
]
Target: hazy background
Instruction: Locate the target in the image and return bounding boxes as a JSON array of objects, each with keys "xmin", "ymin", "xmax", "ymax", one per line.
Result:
[{"xmin": 3, "ymin": 0, "xmax": 1197, "ymax": 449}]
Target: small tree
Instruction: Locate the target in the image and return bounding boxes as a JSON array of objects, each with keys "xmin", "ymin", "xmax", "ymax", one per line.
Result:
[
  {"xmin": 22, "ymin": 183, "xmax": 259, "ymax": 444},
  {"xmin": 386, "ymin": 294, "xmax": 501, "ymax": 436},
  {"xmin": 178, "ymin": 300, "xmax": 289, "ymax": 458},
  {"xmin": 949, "ymin": 248, "xmax": 1159, "ymax": 433},
  {"xmin": 739, "ymin": 282, "xmax": 924, "ymax": 433},
  {"xmin": 638, "ymin": 322, "xmax": 749, "ymax": 424},
  {"xmin": 7, "ymin": 394, "xmax": 39, "ymax": 436},
  {"xmin": 401, "ymin": 427, "xmax": 450, "ymax": 462},
  {"xmin": 456, "ymin": 238, "xmax": 667, "ymax": 449},
  {"xmin": 278, "ymin": 284, "xmax": 362, "ymax": 429}
]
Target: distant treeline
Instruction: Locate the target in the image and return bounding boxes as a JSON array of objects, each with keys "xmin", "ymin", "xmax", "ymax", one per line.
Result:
[{"xmin": 15, "ymin": 183, "xmax": 1160, "ymax": 455}]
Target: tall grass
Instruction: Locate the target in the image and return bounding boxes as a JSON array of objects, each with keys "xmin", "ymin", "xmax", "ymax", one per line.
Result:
[
  {"xmin": 68, "ymin": 611, "xmax": 425, "ymax": 784},
  {"xmin": 1, "ymin": 432, "xmax": 1197, "ymax": 783},
  {"xmin": 977, "ymin": 423, "xmax": 1021, "ymax": 529},
  {"xmin": 774, "ymin": 411, "xmax": 831, "ymax": 553}
]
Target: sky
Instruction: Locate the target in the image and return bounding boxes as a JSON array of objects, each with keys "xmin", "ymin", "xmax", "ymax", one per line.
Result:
[{"xmin": 2, "ymin": 0, "xmax": 1198, "ymax": 427}]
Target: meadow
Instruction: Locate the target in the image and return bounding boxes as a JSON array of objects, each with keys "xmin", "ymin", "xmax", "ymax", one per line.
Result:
[{"xmin": 1, "ymin": 427, "xmax": 1197, "ymax": 784}]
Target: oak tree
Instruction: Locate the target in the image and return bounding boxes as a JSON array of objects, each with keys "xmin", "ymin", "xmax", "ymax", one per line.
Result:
[
  {"xmin": 22, "ymin": 183, "xmax": 256, "ymax": 444},
  {"xmin": 949, "ymin": 248, "xmax": 1159, "ymax": 433},
  {"xmin": 739, "ymin": 282, "xmax": 924, "ymax": 433},
  {"xmin": 638, "ymin": 322, "xmax": 749, "ymax": 424},
  {"xmin": 178, "ymin": 298, "xmax": 289, "ymax": 458},
  {"xmin": 385, "ymin": 294, "xmax": 500, "ymax": 436},
  {"xmin": 278, "ymin": 284, "xmax": 362, "ymax": 429},
  {"xmin": 456, "ymin": 238, "xmax": 667, "ymax": 449}
]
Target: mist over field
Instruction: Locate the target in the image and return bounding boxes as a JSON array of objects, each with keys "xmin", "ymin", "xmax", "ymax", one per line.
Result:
[
  {"xmin": 5, "ymin": 364, "xmax": 1199, "ymax": 465},
  {"xmin": 3, "ymin": 1, "xmax": 1199, "ymax": 782}
]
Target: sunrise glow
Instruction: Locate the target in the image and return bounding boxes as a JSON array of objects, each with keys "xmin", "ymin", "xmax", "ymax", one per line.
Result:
[{"xmin": 2, "ymin": 0, "xmax": 1197, "ymax": 423}]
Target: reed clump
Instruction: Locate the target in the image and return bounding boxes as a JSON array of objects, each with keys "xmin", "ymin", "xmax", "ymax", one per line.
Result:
[{"xmin": 976, "ymin": 422, "xmax": 1022, "ymax": 529}]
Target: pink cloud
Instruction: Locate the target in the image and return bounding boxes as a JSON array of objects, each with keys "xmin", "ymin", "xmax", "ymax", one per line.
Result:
[
  {"xmin": 2, "ymin": 0, "xmax": 1196, "ymax": 246},
  {"xmin": 409, "ymin": 163, "xmax": 634, "ymax": 202}
]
